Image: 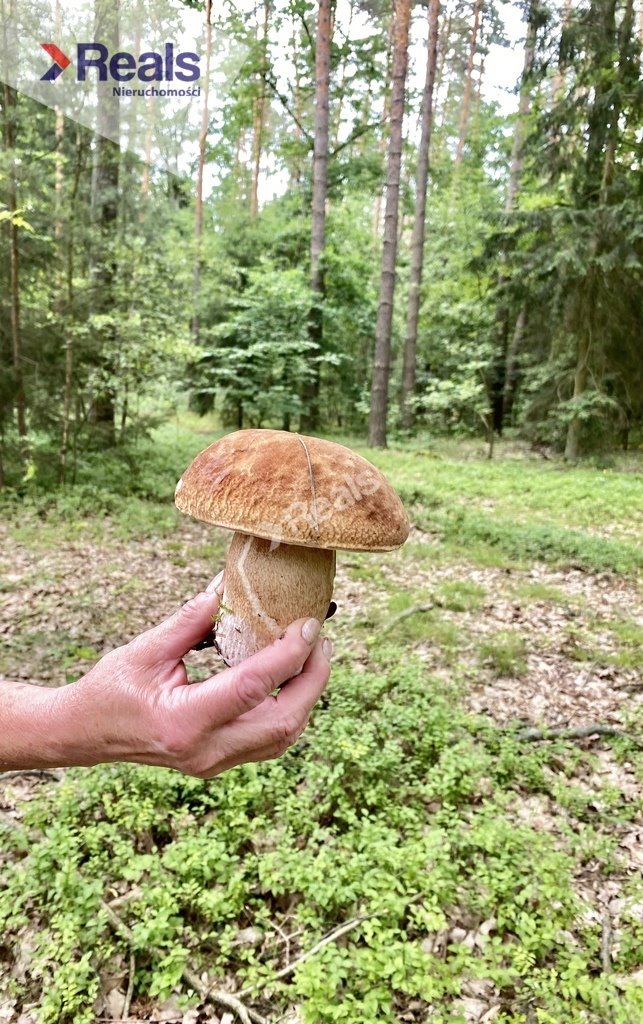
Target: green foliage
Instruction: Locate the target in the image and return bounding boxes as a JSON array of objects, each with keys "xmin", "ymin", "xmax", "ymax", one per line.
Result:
[{"xmin": 1, "ymin": 659, "xmax": 641, "ymax": 1022}]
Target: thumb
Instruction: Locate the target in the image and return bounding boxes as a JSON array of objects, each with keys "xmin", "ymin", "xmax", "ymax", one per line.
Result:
[{"xmin": 138, "ymin": 589, "xmax": 222, "ymax": 661}]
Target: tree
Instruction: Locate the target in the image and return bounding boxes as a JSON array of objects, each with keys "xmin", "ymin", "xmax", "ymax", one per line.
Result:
[
  {"xmin": 300, "ymin": 0, "xmax": 332, "ymax": 432},
  {"xmin": 454, "ymin": 0, "xmax": 483, "ymax": 165},
  {"xmin": 399, "ymin": 0, "xmax": 440, "ymax": 431},
  {"xmin": 192, "ymin": 0, "xmax": 213, "ymax": 346},
  {"xmin": 368, "ymin": 0, "xmax": 411, "ymax": 448}
]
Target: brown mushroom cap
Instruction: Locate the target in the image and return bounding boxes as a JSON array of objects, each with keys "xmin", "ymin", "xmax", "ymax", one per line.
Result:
[{"xmin": 174, "ymin": 429, "xmax": 410, "ymax": 552}]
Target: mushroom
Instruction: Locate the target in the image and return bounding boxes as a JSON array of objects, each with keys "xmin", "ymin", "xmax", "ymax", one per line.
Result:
[{"xmin": 175, "ymin": 429, "xmax": 410, "ymax": 666}]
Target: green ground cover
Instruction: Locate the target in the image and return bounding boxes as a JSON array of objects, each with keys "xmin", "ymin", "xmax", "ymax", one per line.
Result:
[{"xmin": 0, "ymin": 425, "xmax": 641, "ymax": 1024}]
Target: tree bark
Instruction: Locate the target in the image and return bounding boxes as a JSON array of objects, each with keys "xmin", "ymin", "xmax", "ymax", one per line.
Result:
[
  {"xmin": 372, "ymin": 12, "xmax": 394, "ymax": 239},
  {"xmin": 250, "ymin": 0, "xmax": 270, "ymax": 218},
  {"xmin": 300, "ymin": 0, "xmax": 332, "ymax": 433},
  {"xmin": 399, "ymin": 0, "xmax": 440, "ymax": 431},
  {"xmin": 60, "ymin": 129, "xmax": 87, "ymax": 481},
  {"xmin": 89, "ymin": 0, "xmax": 120, "ymax": 445},
  {"xmin": 454, "ymin": 0, "xmax": 482, "ymax": 165},
  {"xmin": 490, "ymin": 1, "xmax": 537, "ymax": 435},
  {"xmin": 192, "ymin": 0, "xmax": 213, "ymax": 345},
  {"xmin": 368, "ymin": 0, "xmax": 411, "ymax": 448}
]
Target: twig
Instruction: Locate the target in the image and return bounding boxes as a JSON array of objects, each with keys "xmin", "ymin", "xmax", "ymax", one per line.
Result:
[
  {"xmin": 516, "ymin": 724, "xmax": 641, "ymax": 747},
  {"xmin": 238, "ymin": 915, "xmax": 369, "ymax": 999},
  {"xmin": 122, "ymin": 949, "xmax": 135, "ymax": 1018},
  {"xmin": 239, "ymin": 894, "xmax": 424, "ymax": 999},
  {"xmin": 100, "ymin": 901, "xmax": 267, "ymax": 1024},
  {"xmin": 385, "ymin": 604, "xmax": 434, "ymax": 629},
  {"xmin": 600, "ymin": 913, "xmax": 612, "ymax": 974}
]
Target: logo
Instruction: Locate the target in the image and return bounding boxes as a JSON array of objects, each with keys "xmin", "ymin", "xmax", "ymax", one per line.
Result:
[
  {"xmin": 40, "ymin": 43, "xmax": 71, "ymax": 80},
  {"xmin": 40, "ymin": 42, "xmax": 200, "ymax": 84}
]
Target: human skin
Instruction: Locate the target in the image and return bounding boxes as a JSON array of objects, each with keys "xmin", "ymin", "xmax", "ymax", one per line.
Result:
[{"xmin": 0, "ymin": 572, "xmax": 332, "ymax": 778}]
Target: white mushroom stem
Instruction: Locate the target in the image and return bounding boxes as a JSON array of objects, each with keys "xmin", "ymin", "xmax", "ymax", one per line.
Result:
[{"xmin": 215, "ymin": 533, "xmax": 336, "ymax": 666}]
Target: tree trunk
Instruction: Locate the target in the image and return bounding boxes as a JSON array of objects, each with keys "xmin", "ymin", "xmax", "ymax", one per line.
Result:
[
  {"xmin": 300, "ymin": 0, "xmax": 332, "ymax": 433},
  {"xmin": 332, "ymin": 0, "xmax": 354, "ymax": 149},
  {"xmin": 454, "ymin": 0, "xmax": 482, "ymax": 165},
  {"xmin": 192, "ymin": 0, "xmax": 213, "ymax": 345},
  {"xmin": 490, "ymin": 2, "xmax": 537, "ymax": 434},
  {"xmin": 250, "ymin": 0, "xmax": 270, "ymax": 218},
  {"xmin": 564, "ymin": 332, "xmax": 589, "ymax": 462},
  {"xmin": 399, "ymin": 0, "xmax": 440, "ymax": 431},
  {"xmin": 1, "ymin": 0, "xmax": 28, "ymax": 468},
  {"xmin": 60, "ymin": 129, "xmax": 87, "ymax": 481},
  {"xmin": 503, "ymin": 305, "xmax": 526, "ymax": 427},
  {"xmin": 89, "ymin": 0, "xmax": 120, "ymax": 445},
  {"xmin": 372, "ymin": 11, "xmax": 395, "ymax": 238},
  {"xmin": 368, "ymin": 0, "xmax": 411, "ymax": 448}
]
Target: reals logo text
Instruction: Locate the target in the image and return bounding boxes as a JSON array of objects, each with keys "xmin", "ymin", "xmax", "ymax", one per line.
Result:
[{"xmin": 40, "ymin": 42, "xmax": 200, "ymax": 82}]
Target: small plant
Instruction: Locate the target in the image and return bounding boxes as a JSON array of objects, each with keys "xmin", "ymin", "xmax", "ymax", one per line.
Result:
[{"xmin": 479, "ymin": 630, "xmax": 528, "ymax": 677}]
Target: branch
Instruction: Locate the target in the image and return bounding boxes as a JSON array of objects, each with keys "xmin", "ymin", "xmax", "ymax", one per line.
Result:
[
  {"xmin": 385, "ymin": 604, "xmax": 434, "ymax": 629},
  {"xmin": 516, "ymin": 724, "xmax": 641, "ymax": 747},
  {"xmin": 239, "ymin": 893, "xmax": 424, "ymax": 999},
  {"xmin": 100, "ymin": 901, "xmax": 268, "ymax": 1024},
  {"xmin": 239, "ymin": 914, "xmax": 369, "ymax": 998},
  {"xmin": 265, "ymin": 71, "xmax": 313, "ymax": 145},
  {"xmin": 330, "ymin": 118, "xmax": 385, "ymax": 157}
]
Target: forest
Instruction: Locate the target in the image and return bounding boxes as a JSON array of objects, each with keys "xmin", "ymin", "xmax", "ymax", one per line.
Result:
[
  {"xmin": 1, "ymin": 0, "xmax": 641, "ymax": 482},
  {"xmin": 1, "ymin": 1, "xmax": 643, "ymax": 1023}
]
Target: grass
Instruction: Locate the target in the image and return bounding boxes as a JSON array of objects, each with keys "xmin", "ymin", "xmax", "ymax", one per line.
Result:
[{"xmin": 1, "ymin": 422, "xmax": 642, "ymax": 1024}]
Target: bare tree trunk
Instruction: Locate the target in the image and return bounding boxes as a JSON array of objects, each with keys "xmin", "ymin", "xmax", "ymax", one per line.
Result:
[
  {"xmin": 490, "ymin": 2, "xmax": 537, "ymax": 435},
  {"xmin": 372, "ymin": 12, "xmax": 394, "ymax": 238},
  {"xmin": 399, "ymin": 0, "xmax": 440, "ymax": 431},
  {"xmin": 192, "ymin": 0, "xmax": 212, "ymax": 345},
  {"xmin": 332, "ymin": 0, "xmax": 354, "ymax": 149},
  {"xmin": 368, "ymin": 0, "xmax": 412, "ymax": 448},
  {"xmin": 1, "ymin": 0, "xmax": 27, "ymax": 465},
  {"xmin": 141, "ymin": 92, "xmax": 154, "ymax": 198},
  {"xmin": 250, "ymin": 0, "xmax": 270, "ymax": 218},
  {"xmin": 564, "ymin": 331, "xmax": 590, "ymax": 461},
  {"xmin": 454, "ymin": 0, "xmax": 482, "ymax": 165},
  {"xmin": 503, "ymin": 305, "xmax": 526, "ymax": 426},
  {"xmin": 60, "ymin": 129, "xmax": 86, "ymax": 481},
  {"xmin": 89, "ymin": 0, "xmax": 121, "ymax": 445},
  {"xmin": 300, "ymin": 0, "xmax": 332, "ymax": 433}
]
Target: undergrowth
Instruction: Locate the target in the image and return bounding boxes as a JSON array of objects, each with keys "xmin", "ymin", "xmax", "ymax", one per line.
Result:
[{"xmin": 1, "ymin": 658, "xmax": 641, "ymax": 1023}]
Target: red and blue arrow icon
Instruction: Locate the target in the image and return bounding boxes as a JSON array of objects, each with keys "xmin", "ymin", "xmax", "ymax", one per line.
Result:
[{"xmin": 40, "ymin": 43, "xmax": 71, "ymax": 80}]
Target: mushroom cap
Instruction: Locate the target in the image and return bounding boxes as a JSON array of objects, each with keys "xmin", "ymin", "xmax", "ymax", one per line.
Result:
[{"xmin": 175, "ymin": 429, "xmax": 410, "ymax": 552}]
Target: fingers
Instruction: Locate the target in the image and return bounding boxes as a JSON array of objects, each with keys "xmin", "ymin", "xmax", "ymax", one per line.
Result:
[
  {"xmin": 188, "ymin": 637, "xmax": 333, "ymax": 777},
  {"xmin": 193, "ymin": 617, "xmax": 324, "ymax": 725},
  {"xmin": 135, "ymin": 588, "xmax": 222, "ymax": 662},
  {"xmin": 263, "ymin": 636, "xmax": 332, "ymax": 723}
]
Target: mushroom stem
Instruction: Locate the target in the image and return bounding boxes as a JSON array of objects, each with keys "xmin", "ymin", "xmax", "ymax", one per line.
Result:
[{"xmin": 215, "ymin": 533, "xmax": 336, "ymax": 666}]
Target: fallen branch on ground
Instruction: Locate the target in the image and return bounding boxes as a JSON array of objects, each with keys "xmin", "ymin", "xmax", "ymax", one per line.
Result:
[
  {"xmin": 516, "ymin": 724, "xmax": 641, "ymax": 747},
  {"xmin": 385, "ymin": 604, "xmax": 434, "ymax": 629},
  {"xmin": 100, "ymin": 901, "xmax": 268, "ymax": 1024},
  {"xmin": 238, "ymin": 893, "xmax": 424, "ymax": 999}
]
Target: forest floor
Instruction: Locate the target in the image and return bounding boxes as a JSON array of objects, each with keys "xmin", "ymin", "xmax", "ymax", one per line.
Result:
[{"xmin": 0, "ymin": 424, "xmax": 642, "ymax": 1024}]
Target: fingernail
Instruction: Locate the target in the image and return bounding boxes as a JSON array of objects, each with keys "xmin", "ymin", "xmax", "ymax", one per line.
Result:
[
  {"xmin": 206, "ymin": 570, "xmax": 225, "ymax": 594},
  {"xmin": 322, "ymin": 637, "xmax": 333, "ymax": 661},
  {"xmin": 301, "ymin": 618, "xmax": 321, "ymax": 644}
]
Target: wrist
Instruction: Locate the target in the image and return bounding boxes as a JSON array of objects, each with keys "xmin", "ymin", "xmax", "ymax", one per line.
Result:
[{"xmin": 0, "ymin": 680, "xmax": 83, "ymax": 771}]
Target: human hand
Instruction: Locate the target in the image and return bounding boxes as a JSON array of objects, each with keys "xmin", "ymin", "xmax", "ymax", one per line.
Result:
[{"xmin": 5, "ymin": 573, "xmax": 332, "ymax": 777}]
